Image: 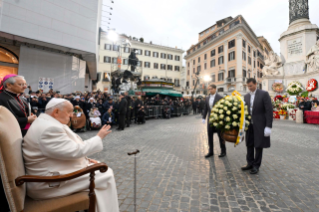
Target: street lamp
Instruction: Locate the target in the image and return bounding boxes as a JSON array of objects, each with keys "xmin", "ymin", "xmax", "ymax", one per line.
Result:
[{"xmin": 204, "ymin": 75, "xmax": 211, "ymax": 82}]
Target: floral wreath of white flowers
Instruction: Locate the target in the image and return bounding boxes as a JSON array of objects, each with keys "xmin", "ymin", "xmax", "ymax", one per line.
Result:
[
  {"xmin": 286, "ymin": 81, "xmax": 303, "ymax": 95},
  {"xmin": 209, "ymin": 95, "xmax": 251, "ymax": 132}
]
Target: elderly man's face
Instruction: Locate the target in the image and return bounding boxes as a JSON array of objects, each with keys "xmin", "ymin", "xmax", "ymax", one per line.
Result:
[
  {"xmin": 52, "ymin": 102, "xmax": 74, "ymax": 125},
  {"xmin": 7, "ymin": 77, "xmax": 27, "ymax": 94}
]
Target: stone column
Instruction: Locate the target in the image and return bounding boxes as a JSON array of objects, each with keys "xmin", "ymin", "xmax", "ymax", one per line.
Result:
[{"xmin": 289, "ymin": 0, "xmax": 309, "ymax": 24}]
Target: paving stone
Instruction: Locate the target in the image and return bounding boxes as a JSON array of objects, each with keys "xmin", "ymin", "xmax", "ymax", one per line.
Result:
[{"xmin": 77, "ymin": 116, "xmax": 319, "ymax": 212}]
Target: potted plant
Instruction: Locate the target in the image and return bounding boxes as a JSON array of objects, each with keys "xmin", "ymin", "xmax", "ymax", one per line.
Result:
[
  {"xmin": 209, "ymin": 92, "xmax": 250, "ymax": 146},
  {"xmin": 278, "ymin": 110, "xmax": 287, "ymax": 120}
]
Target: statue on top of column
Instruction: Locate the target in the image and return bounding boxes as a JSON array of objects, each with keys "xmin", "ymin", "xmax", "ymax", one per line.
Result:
[{"xmin": 262, "ymin": 51, "xmax": 283, "ymax": 76}]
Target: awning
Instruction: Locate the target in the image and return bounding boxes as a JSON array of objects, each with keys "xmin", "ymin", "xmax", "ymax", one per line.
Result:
[{"xmin": 142, "ymin": 88, "xmax": 182, "ymax": 97}]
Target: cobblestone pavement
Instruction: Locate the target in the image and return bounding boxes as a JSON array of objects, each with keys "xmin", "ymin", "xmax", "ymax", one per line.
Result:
[{"xmin": 79, "ymin": 115, "xmax": 319, "ymax": 212}]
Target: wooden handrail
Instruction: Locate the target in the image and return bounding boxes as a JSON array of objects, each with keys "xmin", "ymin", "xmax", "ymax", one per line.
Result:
[{"xmin": 15, "ymin": 163, "xmax": 108, "ymax": 186}]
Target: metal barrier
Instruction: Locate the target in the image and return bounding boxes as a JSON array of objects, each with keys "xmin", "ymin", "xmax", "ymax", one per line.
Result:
[{"xmin": 144, "ymin": 105, "xmax": 191, "ymax": 119}]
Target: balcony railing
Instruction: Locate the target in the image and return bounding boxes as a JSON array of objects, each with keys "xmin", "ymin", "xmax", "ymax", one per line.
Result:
[{"xmin": 225, "ymin": 77, "xmax": 236, "ymax": 84}]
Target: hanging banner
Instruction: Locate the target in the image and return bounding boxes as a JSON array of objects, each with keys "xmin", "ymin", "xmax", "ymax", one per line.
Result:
[
  {"xmin": 43, "ymin": 78, "xmax": 49, "ymax": 93},
  {"xmin": 38, "ymin": 77, "xmax": 44, "ymax": 91},
  {"xmin": 48, "ymin": 78, "xmax": 54, "ymax": 91}
]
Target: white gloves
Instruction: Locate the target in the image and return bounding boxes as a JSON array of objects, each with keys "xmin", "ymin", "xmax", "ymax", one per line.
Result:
[
  {"xmin": 264, "ymin": 127, "xmax": 272, "ymax": 137},
  {"xmin": 202, "ymin": 119, "xmax": 206, "ymax": 124}
]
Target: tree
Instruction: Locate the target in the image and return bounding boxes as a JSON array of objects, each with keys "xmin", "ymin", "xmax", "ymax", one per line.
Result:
[{"xmin": 139, "ymin": 37, "xmax": 144, "ymax": 42}]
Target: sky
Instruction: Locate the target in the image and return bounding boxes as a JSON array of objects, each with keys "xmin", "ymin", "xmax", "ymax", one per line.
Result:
[{"xmin": 101, "ymin": 0, "xmax": 319, "ymax": 58}]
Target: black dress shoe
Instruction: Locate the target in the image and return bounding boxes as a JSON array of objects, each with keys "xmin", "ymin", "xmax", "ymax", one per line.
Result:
[
  {"xmin": 218, "ymin": 153, "xmax": 226, "ymax": 157},
  {"xmin": 241, "ymin": 164, "xmax": 253, "ymax": 171},
  {"xmin": 205, "ymin": 153, "xmax": 214, "ymax": 158},
  {"xmin": 250, "ymin": 167, "xmax": 259, "ymax": 174}
]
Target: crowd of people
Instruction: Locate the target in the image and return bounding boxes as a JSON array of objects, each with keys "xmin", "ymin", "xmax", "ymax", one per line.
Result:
[{"xmin": 24, "ymin": 87, "xmax": 194, "ymax": 131}]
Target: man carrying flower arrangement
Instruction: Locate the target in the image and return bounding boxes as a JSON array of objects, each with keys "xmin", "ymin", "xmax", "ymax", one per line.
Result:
[
  {"xmin": 242, "ymin": 78, "xmax": 273, "ymax": 174},
  {"xmin": 202, "ymin": 83, "xmax": 226, "ymax": 158}
]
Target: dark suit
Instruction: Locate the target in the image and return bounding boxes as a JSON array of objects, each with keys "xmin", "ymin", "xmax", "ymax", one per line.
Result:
[
  {"xmin": 202, "ymin": 93, "xmax": 226, "ymax": 154},
  {"xmin": 118, "ymin": 98, "xmax": 127, "ymax": 130},
  {"xmin": 244, "ymin": 89, "xmax": 273, "ymax": 168}
]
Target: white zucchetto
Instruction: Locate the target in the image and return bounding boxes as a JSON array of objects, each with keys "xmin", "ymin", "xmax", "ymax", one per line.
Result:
[{"xmin": 45, "ymin": 98, "xmax": 67, "ymax": 110}]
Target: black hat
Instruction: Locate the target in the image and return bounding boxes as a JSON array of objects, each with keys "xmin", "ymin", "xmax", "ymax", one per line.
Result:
[
  {"xmin": 120, "ymin": 92, "xmax": 125, "ymax": 97},
  {"xmin": 36, "ymin": 91, "xmax": 40, "ymax": 94}
]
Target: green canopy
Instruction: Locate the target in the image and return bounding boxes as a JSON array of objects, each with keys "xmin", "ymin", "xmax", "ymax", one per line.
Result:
[{"xmin": 142, "ymin": 88, "xmax": 182, "ymax": 97}]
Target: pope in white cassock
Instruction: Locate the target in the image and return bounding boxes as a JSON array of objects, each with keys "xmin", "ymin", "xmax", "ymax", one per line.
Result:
[{"xmin": 22, "ymin": 98, "xmax": 119, "ymax": 212}]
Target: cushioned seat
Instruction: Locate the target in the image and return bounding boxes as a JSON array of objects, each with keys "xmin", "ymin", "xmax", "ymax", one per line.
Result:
[{"xmin": 24, "ymin": 192, "xmax": 89, "ymax": 212}]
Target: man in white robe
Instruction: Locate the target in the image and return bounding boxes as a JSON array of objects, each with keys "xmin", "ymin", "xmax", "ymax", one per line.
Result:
[{"xmin": 23, "ymin": 98, "xmax": 119, "ymax": 212}]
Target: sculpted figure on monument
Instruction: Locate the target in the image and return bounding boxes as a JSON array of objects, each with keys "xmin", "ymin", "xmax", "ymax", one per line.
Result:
[
  {"xmin": 305, "ymin": 40, "xmax": 319, "ymax": 73},
  {"xmin": 262, "ymin": 51, "xmax": 283, "ymax": 76}
]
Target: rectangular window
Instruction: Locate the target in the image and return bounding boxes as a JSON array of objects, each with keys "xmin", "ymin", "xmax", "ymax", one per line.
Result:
[
  {"xmin": 113, "ymin": 45, "xmax": 119, "ymax": 51},
  {"xmin": 137, "ymin": 61, "xmax": 142, "ymax": 67},
  {"xmin": 218, "ymin": 45, "xmax": 224, "ymax": 54},
  {"xmin": 197, "ymin": 65, "xmax": 201, "ymax": 73},
  {"xmin": 258, "ymin": 61, "xmax": 260, "ymax": 67},
  {"xmin": 186, "ymin": 81, "xmax": 189, "ymax": 87},
  {"xmin": 124, "ymin": 47, "xmax": 130, "ymax": 53},
  {"xmin": 204, "ymin": 54, "xmax": 207, "ymax": 60},
  {"xmin": 253, "ymin": 51, "xmax": 256, "ymax": 58},
  {"xmin": 242, "ymin": 40, "xmax": 246, "ymax": 48},
  {"xmin": 228, "ymin": 69, "xmax": 235, "ymax": 78},
  {"xmin": 211, "ymin": 49, "xmax": 216, "ymax": 57},
  {"xmin": 193, "ymin": 79, "xmax": 195, "ymax": 85},
  {"xmin": 175, "ymin": 55, "xmax": 180, "ymax": 61},
  {"xmin": 167, "ymin": 65, "xmax": 173, "ymax": 70},
  {"xmin": 175, "ymin": 66, "xmax": 180, "ymax": 71},
  {"xmin": 218, "ymin": 73, "xmax": 224, "ymax": 81},
  {"xmin": 228, "ymin": 39, "xmax": 235, "ymax": 49},
  {"xmin": 154, "ymin": 63, "xmax": 159, "ymax": 69},
  {"xmin": 218, "ymin": 56, "xmax": 224, "ymax": 65},
  {"xmin": 136, "ymin": 49, "xmax": 143, "ymax": 55},
  {"xmin": 161, "ymin": 53, "xmax": 166, "ymax": 59},
  {"xmin": 112, "ymin": 57, "xmax": 117, "ymax": 64},
  {"xmin": 248, "ymin": 46, "xmax": 251, "ymax": 53},
  {"xmin": 188, "ymin": 62, "xmax": 190, "ymax": 67},
  {"xmin": 229, "ymin": 52, "xmax": 235, "ymax": 61},
  {"xmin": 144, "ymin": 62, "xmax": 150, "ymax": 68},
  {"xmin": 187, "ymin": 69, "xmax": 190, "ymax": 75},
  {"xmin": 242, "ymin": 52, "xmax": 246, "ymax": 61},
  {"xmin": 204, "ymin": 63, "xmax": 207, "ymax": 70},
  {"xmin": 193, "ymin": 68, "xmax": 195, "ymax": 73},
  {"xmin": 104, "ymin": 56, "xmax": 111, "ymax": 63},
  {"xmin": 254, "ymin": 61, "xmax": 256, "ymax": 68},
  {"xmin": 105, "ymin": 44, "xmax": 111, "ymax": 50},
  {"xmin": 153, "ymin": 52, "xmax": 159, "ymax": 58},
  {"xmin": 160, "ymin": 64, "xmax": 166, "ymax": 70},
  {"xmin": 198, "ymin": 57, "xmax": 200, "ymax": 63},
  {"xmin": 212, "ymin": 75, "xmax": 216, "ymax": 82},
  {"xmin": 123, "ymin": 59, "xmax": 128, "ymax": 65},
  {"xmin": 210, "ymin": 59, "xmax": 216, "ymax": 67},
  {"xmin": 248, "ymin": 56, "xmax": 252, "ymax": 65},
  {"xmin": 193, "ymin": 60, "xmax": 195, "ymax": 65},
  {"xmin": 145, "ymin": 50, "xmax": 151, "ymax": 56},
  {"xmin": 168, "ymin": 54, "xmax": 173, "ymax": 60},
  {"xmin": 243, "ymin": 69, "xmax": 247, "ymax": 78},
  {"xmin": 174, "ymin": 79, "xmax": 180, "ymax": 86}
]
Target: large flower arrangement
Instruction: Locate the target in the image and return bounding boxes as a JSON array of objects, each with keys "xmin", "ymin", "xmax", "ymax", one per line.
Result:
[
  {"xmin": 281, "ymin": 103, "xmax": 295, "ymax": 111},
  {"xmin": 286, "ymin": 81, "xmax": 303, "ymax": 95},
  {"xmin": 272, "ymin": 82, "xmax": 284, "ymax": 93},
  {"xmin": 209, "ymin": 94, "xmax": 251, "ymax": 141}
]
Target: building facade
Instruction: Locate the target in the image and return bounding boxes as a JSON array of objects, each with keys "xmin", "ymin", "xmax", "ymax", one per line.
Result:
[
  {"xmin": 97, "ymin": 31, "xmax": 184, "ymax": 92},
  {"xmin": 184, "ymin": 16, "xmax": 273, "ymax": 95},
  {"xmin": 0, "ymin": 0, "xmax": 102, "ymax": 93}
]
